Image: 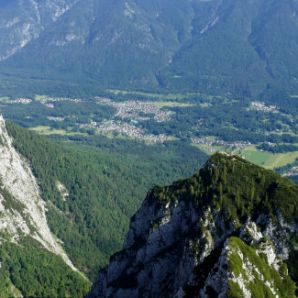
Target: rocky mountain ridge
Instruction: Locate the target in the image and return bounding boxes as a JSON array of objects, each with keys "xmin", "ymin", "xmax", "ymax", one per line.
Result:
[
  {"xmin": 0, "ymin": 115, "xmax": 90, "ymax": 297},
  {"xmin": 0, "ymin": 114, "xmax": 76, "ymax": 269},
  {"xmin": 89, "ymin": 153, "xmax": 298, "ymax": 297},
  {"xmin": 0, "ymin": 0, "xmax": 77, "ymax": 61}
]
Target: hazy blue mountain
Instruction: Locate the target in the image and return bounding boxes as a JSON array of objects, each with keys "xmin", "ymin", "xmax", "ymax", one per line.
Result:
[
  {"xmin": 0, "ymin": 0, "xmax": 77, "ymax": 61},
  {"xmin": 1, "ymin": 0, "xmax": 298, "ymax": 97},
  {"xmin": 159, "ymin": 0, "xmax": 298, "ymax": 96},
  {"xmin": 0, "ymin": 0, "xmax": 193, "ymax": 87}
]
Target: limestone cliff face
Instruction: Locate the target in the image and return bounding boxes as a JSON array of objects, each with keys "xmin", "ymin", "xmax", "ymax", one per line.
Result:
[
  {"xmin": 0, "ymin": 0, "xmax": 77, "ymax": 61},
  {"xmin": 89, "ymin": 153, "xmax": 298, "ymax": 298},
  {"xmin": 0, "ymin": 115, "xmax": 76, "ymax": 270}
]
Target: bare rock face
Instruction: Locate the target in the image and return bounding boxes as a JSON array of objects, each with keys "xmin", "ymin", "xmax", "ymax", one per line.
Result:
[
  {"xmin": 0, "ymin": 0, "xmax": 77, "ymax": 61},
  {"xmin": 89, "ymin": 153, "xmax": 298, "ymax": 298},
  {"xmin": 0, "ymin": 115, "xmax": 76, "ymax": 270}
]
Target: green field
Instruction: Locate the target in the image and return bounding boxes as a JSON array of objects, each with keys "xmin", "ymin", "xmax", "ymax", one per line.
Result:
[
  {"xmin": 34, "ymin": 95, "xmax": 48, "ymax": 101},
  {"xmin": 150, "ymin": 101, "xmax": 195, "ymax": 108},
  {"xmin": 241, "ymin": 146, "xmax": 298, "ymax": 169},
  {"xmin": 105, "ymin": 89, "xmax": 201, "ymax": 100},
  {"xmin": 0, "ymin": 96, "xmax": 11, "ymax": 103},
  {"xmin": 30, "ymin": 126, "xmax": 87, "ymax": 137},
  {"xmin": 194, "ymin": 143, "xmax": 298, "ymax": 170}
]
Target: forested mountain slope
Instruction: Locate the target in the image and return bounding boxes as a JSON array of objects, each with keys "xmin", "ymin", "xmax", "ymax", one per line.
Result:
[
  {"xmin": 0, "ymin": 115, "xmax": 207, "ymax": 296},
  {"xmin": 89, "ymin": 153, "xmax": 298, "ymax": 298},
  {"xmin": 0, "ymin": 115, "xmax": 89, "ymax": 297},
  {"xmin": 5, "ymin": 118, "xmax": 207, "ymax": 281},
  {"xmin": 1, "ymin": 0, "xmax": 298, "ymax": 97}
]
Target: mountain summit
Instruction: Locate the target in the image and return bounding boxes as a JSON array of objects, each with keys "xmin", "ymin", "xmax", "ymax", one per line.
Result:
[{"xmin": 89, "ymin": 153, "xmax": 298, "ymax": 298}]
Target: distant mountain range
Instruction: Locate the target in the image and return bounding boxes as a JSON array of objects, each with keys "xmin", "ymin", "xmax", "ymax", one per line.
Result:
[
  {"xmin": 0, "ymin": 0, "xmax": 298, "ymax": 97},
  {"xmin": 89, "ymin": 153, "xmax": 298, "ymax": 298}
]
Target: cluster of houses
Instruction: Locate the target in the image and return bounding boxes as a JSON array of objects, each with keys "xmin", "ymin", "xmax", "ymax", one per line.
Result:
[
  {"xmin": 283, "ymin": 166, "xmax": 298, "ymax": 178},
  {"xmin": 192, "ymin": 136, "xmax": 251, "ymax": 151},
  {"xmin": 37, "ymin": 96, "xmax": 82, "ymax": 109},
  {"xmin": 249, "ymin": 101, "xmax": 278, "ymax": 113},
  {"xmin": 2, "ymin": 97, "xmax": 33, "ymax": 104},
  {"xmin": 82, "ymin": 120, "xmax": 171, "ymax": 144},
  {"xmin": 96, "ymin": 97, "xmax": 174, "ymax": 122}
]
